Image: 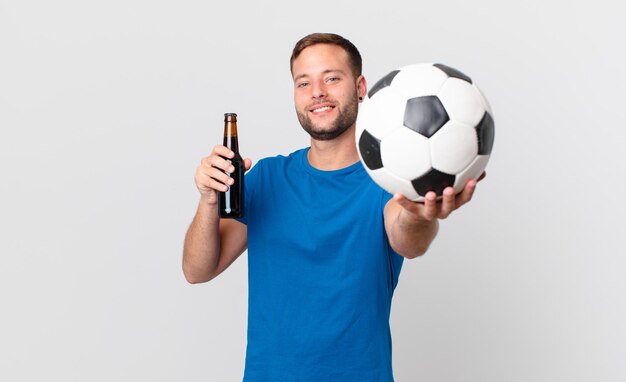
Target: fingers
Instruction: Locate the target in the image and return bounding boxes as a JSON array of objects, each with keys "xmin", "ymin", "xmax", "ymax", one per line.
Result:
[
  {"xmin": 455, "ymin": 178, "xmax": 477, "ymax": 208},
  {"xmin": 393, "ymin": 192, "xmax": 438, "ymax": 222},
  {"xmin": 421, "ymin": 192, "xmax": 439, "ymax": 221},
  {"xmin": 438, "ymin": 187, "xmax": 456, "ymax": 219},
  {"xmin": 212, "ymin": 144, "xmax": 235, "ymax": 160},
  {"xmin": 394, "ymin": 177, "xmax": 480, "ymax": 222},
  {"xmin": 195, "ymin": 145, "xmax": 238, "ymax": 195},
  {"xmin": 195, "ymin": 162, "xmax": 231, "ymax": 193},
  {"xmin": 203, "ymin": 153, "xmax": 234, "ymax": 174}
]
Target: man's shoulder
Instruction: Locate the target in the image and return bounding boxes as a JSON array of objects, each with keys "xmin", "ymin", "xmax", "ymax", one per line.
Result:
[{"xmin": 254, "ymin": 148, "xmax": 307, "ymax": 170}]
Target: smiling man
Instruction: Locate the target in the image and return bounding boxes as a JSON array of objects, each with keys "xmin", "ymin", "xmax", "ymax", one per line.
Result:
[{"xmin": 183, "ymin": 33, "xmax": 480, "ymax": 381}]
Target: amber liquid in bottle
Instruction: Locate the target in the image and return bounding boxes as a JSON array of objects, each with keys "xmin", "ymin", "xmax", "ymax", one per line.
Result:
[{"xmin": 219, "ymin": 113, "xmax": 244, "ymax": 218}]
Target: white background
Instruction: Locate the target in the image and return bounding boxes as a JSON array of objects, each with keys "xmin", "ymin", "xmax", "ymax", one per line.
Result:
[{"xmin": 1, "ymin": 0, "xmax": 624, "ymax": 381}]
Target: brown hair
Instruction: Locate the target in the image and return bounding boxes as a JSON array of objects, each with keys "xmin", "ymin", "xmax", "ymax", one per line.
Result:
[{"xmin": 290, "ymin": 33, "xmax": 362, "ymax": 78}]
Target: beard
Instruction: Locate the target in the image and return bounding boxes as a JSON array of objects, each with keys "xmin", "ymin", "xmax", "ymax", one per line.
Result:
[{"xmin": 296, "ymin": 93, "xmax": 359, "ymax": 141}]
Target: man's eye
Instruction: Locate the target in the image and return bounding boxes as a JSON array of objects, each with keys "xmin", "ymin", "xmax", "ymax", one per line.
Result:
[
  {"xmin": 326, "ymin": 77, "xmax": 339, "ymax": 83},
  {"xmin": 297, "ymin": 82, "xmax": 309, "ymax": 88}
]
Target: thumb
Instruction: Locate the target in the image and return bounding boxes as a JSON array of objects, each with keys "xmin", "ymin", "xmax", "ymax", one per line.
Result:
[{"xmin": 244, "ymin": 158, "xmax": 253, "ymax": 171}]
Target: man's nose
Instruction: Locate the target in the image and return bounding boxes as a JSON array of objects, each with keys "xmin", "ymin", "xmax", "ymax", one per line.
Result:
[{"xmin": 311, "ymin": 80, "xmax": 327, "ymax": 99}]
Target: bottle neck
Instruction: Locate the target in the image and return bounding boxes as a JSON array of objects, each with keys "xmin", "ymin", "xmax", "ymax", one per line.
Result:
[
  {"xmin": 223, "ymin": 121, "xmax": 240, "ymax": 154},
  {"xmin": 223, "ymin": 135, "xmax": 240, "ymax": 153},
  {"xmin": 223, "ymin": 120, "xmax": 238, "ymax": 137}
]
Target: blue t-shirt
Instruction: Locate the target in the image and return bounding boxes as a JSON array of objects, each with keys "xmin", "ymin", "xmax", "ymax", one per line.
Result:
[{"xmin": 238, "ymin": 148, "xmax": 404, "ymax": 381}]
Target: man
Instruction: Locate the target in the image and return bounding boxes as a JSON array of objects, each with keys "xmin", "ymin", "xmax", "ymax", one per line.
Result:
[{"xmin": 183, "ymin": 33, "xmax": 481, "ymax": 381}]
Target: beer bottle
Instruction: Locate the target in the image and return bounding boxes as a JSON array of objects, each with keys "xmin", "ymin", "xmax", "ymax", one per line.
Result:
[{"xmin": 219, "ymin": 113, "xmax": 244, "ymax": 218}]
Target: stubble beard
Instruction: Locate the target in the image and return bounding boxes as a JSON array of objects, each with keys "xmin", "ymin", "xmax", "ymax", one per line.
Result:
[{"xmin": 297, "ymin": 94, "xmax": 359, "ymax": 141}]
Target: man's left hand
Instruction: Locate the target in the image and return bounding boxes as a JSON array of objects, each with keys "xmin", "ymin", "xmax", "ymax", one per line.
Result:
[{"xmin": 393, "ymin": 172, "xmax": 486, "ymax": 222}]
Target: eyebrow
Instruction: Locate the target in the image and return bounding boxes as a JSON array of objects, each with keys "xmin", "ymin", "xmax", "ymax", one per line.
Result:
[{"xmin": 293, "ymin": 69, "xmax": 347, "ymax": 82}]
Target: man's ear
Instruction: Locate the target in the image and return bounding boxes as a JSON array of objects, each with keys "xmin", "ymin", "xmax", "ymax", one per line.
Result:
[{"xmin": 357, "ymin": 75, "xmax": 367, "ymax": 102}]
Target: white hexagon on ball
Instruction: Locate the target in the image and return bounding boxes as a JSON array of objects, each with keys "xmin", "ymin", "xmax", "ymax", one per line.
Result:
[
  {"xmin": 429, "ymin": 120, "xmax": 478, "ymax": 174},
  {"xmin": 392, "ymin": 63, "xmax": 449, "ymax": 99},
  {"xmin": 357, "ymin": 88, "xmax": 406, "ymax": 141},
  {"xmin": 380, "ymin": 127, "xmax": 431, "ymax": 180},
  {"xmin": 437, "ymin": 78, "xmax": 486, "ymax": 127}
]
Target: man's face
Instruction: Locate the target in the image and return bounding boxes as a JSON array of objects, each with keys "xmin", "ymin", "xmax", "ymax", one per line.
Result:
[{"xmin": 292, "ymin": 44, "xmax": 364, "ymax": 141}]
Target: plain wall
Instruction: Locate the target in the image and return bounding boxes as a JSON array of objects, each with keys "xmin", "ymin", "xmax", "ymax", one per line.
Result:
[{"xmin": 1, "ymin": 0, "xmax": 624, "ymax": 380}]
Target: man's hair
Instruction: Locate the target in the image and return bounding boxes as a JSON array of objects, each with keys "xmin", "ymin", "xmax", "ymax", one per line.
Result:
[{"xmin": 290, "ymin": 33, "xmax": 362, "ymax": 78}]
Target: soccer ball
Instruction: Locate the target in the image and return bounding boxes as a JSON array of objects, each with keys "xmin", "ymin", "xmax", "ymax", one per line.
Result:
[{"xmin": 356, "ymin": 63, "xmax": 495, "ymax": 201}]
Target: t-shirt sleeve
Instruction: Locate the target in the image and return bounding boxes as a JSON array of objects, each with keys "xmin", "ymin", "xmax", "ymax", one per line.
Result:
[{"xmin": 381, "ymin": 190, "xmax": 405, "ymax": 289}]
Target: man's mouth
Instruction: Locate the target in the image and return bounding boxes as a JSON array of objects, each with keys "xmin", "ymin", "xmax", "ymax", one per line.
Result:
[{"xmin": 309, "ymin": 104, "xmax": 336, "ymax": 114}]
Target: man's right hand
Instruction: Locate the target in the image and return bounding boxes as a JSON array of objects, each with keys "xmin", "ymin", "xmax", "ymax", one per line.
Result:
[
  {"xmin": 184, "ymin": 145, "xmax": 251, "ymax": 284},
  {"xmin": 194, "ymin": 145, "xmax": 253, "ymax": 205}
]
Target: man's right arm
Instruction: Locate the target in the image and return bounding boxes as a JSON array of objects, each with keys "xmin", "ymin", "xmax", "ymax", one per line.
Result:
[{"xmin": 182, "ymin": 145, "xmax": 252, "ymax": 284}]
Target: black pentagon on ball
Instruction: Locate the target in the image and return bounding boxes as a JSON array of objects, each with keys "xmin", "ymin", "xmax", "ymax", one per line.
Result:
[
  {"xmin": 368, "ymin": 70, "xmax": 400, "ymax": 98},
  {"xmin": 411, "ymin": 169, "xmax": 456, "ymax": 197},
  {"xmin": 404, "ymin": 96, "xmax": 449, "ymax": 138},
  {"xmin": 433, "ymin": 63, "xmax": 472, "ymax": 84},
  {"xmin": 476, "ymin": 111, "xmax": 495, "ymax": 155},
  {"xmin": 358, "ymin": 129, "xmax": 383, "ymax": 170}
]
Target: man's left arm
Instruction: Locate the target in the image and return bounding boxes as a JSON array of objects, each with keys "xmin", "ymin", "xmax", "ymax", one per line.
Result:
[{"xmin": 383, "ymin": 175, "xmax": 484, "ymax": 259}]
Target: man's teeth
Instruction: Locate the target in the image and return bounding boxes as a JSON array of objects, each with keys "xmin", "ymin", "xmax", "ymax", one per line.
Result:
[{"xmin": 312, "ymin": 106, "xmax": 332, "ymax": 113}]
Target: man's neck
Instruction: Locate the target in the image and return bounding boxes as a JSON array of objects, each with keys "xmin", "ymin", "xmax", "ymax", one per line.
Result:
[{"xmin": 307, "ymin": 127, "xmax": 360, "ymax": 171}]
